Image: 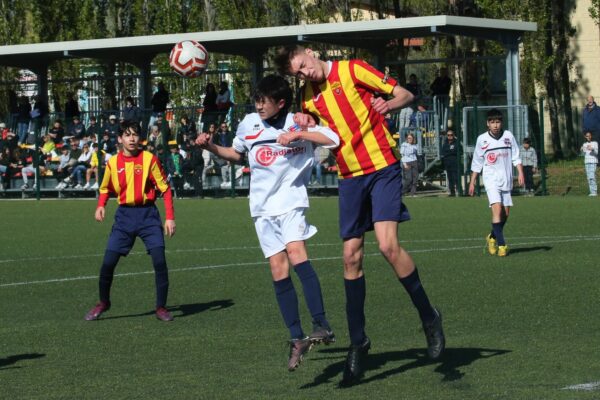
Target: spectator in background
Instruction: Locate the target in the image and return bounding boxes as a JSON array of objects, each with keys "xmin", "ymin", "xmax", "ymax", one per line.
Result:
[
  {"xmin": 8, "ymin": 89, "xmax": 18, "ymax": 129},
  {"xmin": 384, "ymin": 113, "xmax": 397, "ymax": 135},
  {"xmin": 165, "ymin": 143, "xmax": 184, "ymax": 197},
  {"xmin": 405, "ymin": 74, "xmax": 422, "ymax": 101},
  {"xmin": 54, "ymin": 146, "xmax": 71, "ymax": 189},
  {"xmin": 400, "ymin": 133, "xmax": 419, "ymax": 196},
  {"xmin": 216, "ymin": 81, "xmax": 232, "ymax": 123},
  {"xmin": 1, "ymin": 129, "xmax": 18, "ymax": 152},
  {"xmin": 430, "ymin": 67, "xmax": 452, "ymax": 98},
  {"xmin": 19, "ymin": 148, "xmax": 37, "ymax": 190},
  {"xmin": 48, "ymin": 120, "xmax": 65, "ymax": 144},
  {"xmin": 40, "ymin": 134, "xmax": 56, "ymax": 156},
  {"xmin": 0, "ymin": 147, "xmax": 11, "ymax": 190},
  {"xmin": 69, "ymin": 116, "xmax": 86, "ymax": 139},
  {"xmin": 201, "ymin": 82, "xmax": 218, "ymax": 128},
  {"xmin": 215, "ymin": 122, "xmax": 231, "ymax": 147},
  {"xmin": 177, "ymin": 115, "xmax": 197, "ymax": 145},
  {"xmin": 582, "ymin": 95, "xmax": 600, "ymax": 142},
  {"xmin": 149, "ymin": 82, "xmax": 169, "ymax": 128},
  {"xmin": 441, "ymin": 130, "xmax": 459, "ymax": 197},
  {"xmin": 64, "ymin": 92, "xmax": 80, "ymax": 123},
  {"xmin": 312, "ymin": 146, "xmax": 329, "ymax": 185},
  {"xmin": 184, "ymin": 137, "xmax": 204, "ymax": 198},
  {"xmin": 154, "ymin": 113, "xmax": 170, "ymax": 143},
  {"xmin": 105, "ymin": 115, "xmax": 120, "ymax": 138},
  {"xmin": 63, "ymin": 142, "xmax": 93, "ymax": 189},
  {"xmin": 520, "ymin": 138, "xmax": 538, "ymax": 195},
  {"xmin": 147, "ymin": 125, "xmax": 163, "ymax": 149},
  {"xmin": 100, "ymin": 130, "xmax": 116, "ymax": 155},
  {"xmin": 84, "ymin": 143, "xmax": 101, "ymax": 190},
  {"xmin": 86, "ymin": 116, "xmax": 100, "ymax": 140},
  {"xmin": 16, "ymin": 96, "xmax": 31, "ymax": 145},
  {"xmin": 122, "ymin": 96, "xmax": 142, "ymax": 127},
  {"xmin": 581, "ymin": 131, "xmax": 598, "ymax": 197}
]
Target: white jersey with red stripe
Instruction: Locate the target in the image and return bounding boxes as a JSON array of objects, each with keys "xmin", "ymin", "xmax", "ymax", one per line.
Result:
[
  {"xmin": 470, "ymin": 130, "xmax": 522, "ymax": 191},
  {"xmin": 232, "ymin": 112, "xmax": 339, "ymax": 217}
]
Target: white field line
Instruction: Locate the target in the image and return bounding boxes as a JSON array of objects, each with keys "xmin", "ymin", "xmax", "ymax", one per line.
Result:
[
  {"xmin": 562, "ymin": 382, "xmax": 600, "ymax": 391},
  {"xmin": 1, "ymin": 235, "xmax": 599, "ymax": 289},
  {"xmin": 0, "ymin": 234, "xmax": 596, "ymax": 265}
]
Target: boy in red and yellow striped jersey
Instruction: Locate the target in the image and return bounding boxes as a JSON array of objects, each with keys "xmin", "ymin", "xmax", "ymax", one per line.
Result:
[
  {"xmin": 275, "ymin": 46, "xmax": 445, "ymax": 386},
  {"xmin": 84, "ymin": 123, "xmax": 176, "ymax": 322}
]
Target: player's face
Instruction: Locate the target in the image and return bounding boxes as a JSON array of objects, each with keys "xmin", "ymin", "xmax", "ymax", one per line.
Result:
[
  {"xmin": 289, "ymin": 49, "xmax": 326, "ymax": 82},
  {"xmin": 118, "ymin": 128, "xmax": 140, "ymax": 155},
  {"xmin": 487, "ymin": 119, "xmax": 503, "ymax": 135},
  {"xmin": 255, "ymin": 96, "xmax": 284, "ymax": 120}
]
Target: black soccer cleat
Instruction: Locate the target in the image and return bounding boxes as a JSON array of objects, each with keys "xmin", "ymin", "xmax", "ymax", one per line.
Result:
[
  {"xmin": 341, "ymin": 336, "xmax": 371, "ymax": 386},
  {"xmin": 288, "ymin": 337, "xmax": 313, "ymax": 371},
  {"xmin": 423, "ymin": 307, "xmax": 445, "ymax": 360},
  {"xmin": 308, "ymin": 323, "xmax": 336, "ymax": 345}
]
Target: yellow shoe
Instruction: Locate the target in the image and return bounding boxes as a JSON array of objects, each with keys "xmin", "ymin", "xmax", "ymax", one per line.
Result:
[
  {"xmin": 486, "ymin": 234, "xmax": 498, "ymax": 255},
  {"xmin": 497, "ymin": 245, "xmax": 509, "ymax": 257}
]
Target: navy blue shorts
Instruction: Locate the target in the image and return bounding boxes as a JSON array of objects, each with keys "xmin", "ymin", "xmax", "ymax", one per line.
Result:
[
  {"xmin": 338, "ymin": 162, "xmax": 410, "ymax": 239},
  {"xmin": 106, "ymin": 205, "xmax": 165, "ymax": 255}
]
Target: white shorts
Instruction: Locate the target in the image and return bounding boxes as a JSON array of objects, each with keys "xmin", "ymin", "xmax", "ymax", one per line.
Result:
[
  {"xmin": 252, "ymin": 208, "xmax": 317, "ymax": 258},
  {"xmin": 485, "ymin": 187, "xmax": 513, "ymax": 207}
]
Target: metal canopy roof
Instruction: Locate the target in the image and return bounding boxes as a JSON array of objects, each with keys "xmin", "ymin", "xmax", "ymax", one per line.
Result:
[{"xmin": 0, "ymin": 15, "xmax": 537, "ymax": 69}]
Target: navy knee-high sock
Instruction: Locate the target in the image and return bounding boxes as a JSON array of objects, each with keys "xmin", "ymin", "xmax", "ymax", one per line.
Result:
[
  {"xmin": 344, "ymin": 275, "xmax": 367, "ymax": 346},
  {"xmin": 492, "ymin": 222, "xmax": 505, "ymax": 246},
  {"xmin": 149, "ymin": 247, "xmax": 169, "ymax": 308},
  {"xmin": 294, "ymin": 260, "xmax": 328, "ymax": 328},
  {"xmin": 99, "ymin": 250, "xmax": 121, "ymax": 304},
  {"xmin": 273, "ymin": 277, "xmax": 303, "ymax": 339},
  {"xmin": 399, "ymin": 268, "xmax": 435, "ymax": 324}
]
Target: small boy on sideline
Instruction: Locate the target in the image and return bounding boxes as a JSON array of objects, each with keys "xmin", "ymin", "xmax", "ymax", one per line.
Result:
[
  {"xmin": 520, "ymin": 138, "xmax": 538, "ymax": 195},
  {"xmin": 196, "ymin": 75, "xmax": 339, "ymax": 371},
  {"xmin": 581, "ymin": 131, "xmax": 598, "ymax": 197},
  {"xmin": 468, "ymin": 109, "xmax": 524, "ymax": 257},
  {"xmin": 84, "ymin": 122, "xmax": 176, "ymax": 322}
]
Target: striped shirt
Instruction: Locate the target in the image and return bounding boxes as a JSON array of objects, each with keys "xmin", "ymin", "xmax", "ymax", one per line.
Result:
[
  {"xmin": 97, "ymin": 151, "xmax": 174, "ymax": 220},
  {"xmin": 301, "ymin": 60, "xmax": 400, "ymax": 178}
]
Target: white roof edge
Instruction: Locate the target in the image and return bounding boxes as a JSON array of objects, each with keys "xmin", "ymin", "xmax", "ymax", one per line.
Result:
[{"xmin": 0, "ymin": 15, "xmax": 537, "ymax": 56}]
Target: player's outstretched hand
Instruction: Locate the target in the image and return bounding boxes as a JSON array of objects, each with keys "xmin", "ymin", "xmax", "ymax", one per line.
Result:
[
  {"xmin": 371, "ymin": 96, "xmax": 390, "ymax": 114},
  {"xmin": 164, "ymin": 219, "xmax": 176, "ymax": 237},
  {"xmin": 195, "ymin": 132, "xmax": 211, "ymax": 148},
  {"xmin": 277, "ymin": 132, "xmax": 300, "ymax": 146},
  {"xmin": 518, "ymin": 172, "xmax": 525, "ymax": 187},
  {"xmin": 293, "ymin": 112, "xmax": 316, "ymax": 129},
  {"xmin": 95, "ymin": 206, "xmax": 105, "ymax": 222}
]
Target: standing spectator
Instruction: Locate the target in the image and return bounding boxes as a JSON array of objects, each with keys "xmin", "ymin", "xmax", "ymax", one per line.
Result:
[
  {"xmin": 165, "ymin": 143, "xmax": 184, "ymax": 197},
  {"xmin": 520, "ymin": 138, "xmax": 538, "ymax": 195},
  {"xmin": 16, "ymin": 96, "xmax": 31, "ymax": 145},
  {"xmin": 184, "ymin": 137, "xmax": 204, "ymax": 198},
  {"xmin": 31, "ymin": 95, "xmax": 49, "ymax": 136},
  {"xmin": 64, "ymin": 92, "xmax": 80, "ymax": 135},
  {"xmin": 275, "ymin": 46, "xmax": 444, "ymax": 385},
  {"xmin": 581, "ymin": 131, "xmax": 598, "ymax": 197},
  {"xmin": 201, "ymin": 82, "xmax": 218, "ymax": 128},
  {"xmin": 400, "ymin": 133, "xmax": 419, "ymax": 196},
  {"xmin": 430, "ymin": 67, "xmax": 452, "ymax": 98},
  {"xmin": 441, "ymin": 130, "xmax": 459, "ymax": 197},
  {"xmin": 582, "ymin": 96, "xmax": 600, "ymax": 142},
  {"xmin": 216, "ymin": 81, "xmax": 232, "ymax": 123},
  {"xmin": 149, "ymin": 82, "xmax": 169, "ymax": 128},
  {"xmin": 122, "ymin": 96, "xmax": 142, "ymax": 127},
  {"xmin": 405, "ymin": 74, "xmax": 422, "ymax": 101}
]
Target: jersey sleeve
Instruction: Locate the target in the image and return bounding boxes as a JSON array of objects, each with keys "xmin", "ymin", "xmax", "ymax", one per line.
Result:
[
  {"xmin": 97, "ymin": 160, "xmax": 113, "ymax": 207},
  {"xmin": 470, "ymin": 135, "xmax": 484, "ymax": 173},
  {"xmin": 510, "ymin": 132, "xmax": 522, "ymax": 166},
  {"xmin": 232, "ymin": 116, "xmax": 250, "ymax": 154},
  {"xmin": 307, "ymin": 125, "xmax": 340, "ymax": 149},
  {"xmin": 352, "ymin": 60, "xmax": 397, "ymax": 96}
]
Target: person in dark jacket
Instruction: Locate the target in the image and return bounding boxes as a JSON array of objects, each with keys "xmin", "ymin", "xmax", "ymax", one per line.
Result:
[
  {"xmin": 441, "ymin": 129, "xmax": 459, "ymax": 196},
  {"xmin": 184, "ymin": 137, "xmax": 204, "ymax": 198},
  {"xmin": 582, "ymin": 96, "xmax": 600, "ymax": 142}
]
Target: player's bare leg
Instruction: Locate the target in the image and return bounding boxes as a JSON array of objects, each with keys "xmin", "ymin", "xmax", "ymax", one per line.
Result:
[
  {"xmin": 373, "ymin": 221, "xmax": 445, "ymax": 361},
  {"xmin": 270, "ymin": 251, "xmax": 311, "ymax": 371}
]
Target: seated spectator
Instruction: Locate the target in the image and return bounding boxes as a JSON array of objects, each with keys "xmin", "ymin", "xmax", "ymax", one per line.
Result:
[
  {"xmin": 0, "ymin": 147, "xmax": 11, "ymax": 190},
  {"xmin": 99, "ymin": 130, "xmax": 116, "ymax": 154},
  {"xmin": 48, "ymin": 120, "xmax": 65, "ymax": 144},
  {"xmin": 54, "ymin": 146, "xmax": 71, "ymax": 189},
  {"xmin": 122, "ymin": 96, "xmax": 142, "ymax": 127},
  {"xmin": 19, "ymin": 148, "xmax": 38, "ymax": 190},
  {"xmin": 177, "ymin": 115, "xmax": 197, "ymax": 145},
  {"xmin": 147, "ymin": 124, "xmax": 164, "ymax": 149},
  {"xmin": 84, "ymin": 143, "xmax": 102, "ymax": 190},
  {"xmin": 62, "ymin": 142, "xmax": 92, "ymax": 189},
  {"xmin": 86, "ymin": 116, "xmax": 100, "ymax": 140},
  {"xmin": 68, "ymin": 115, "xmax": 86, "ymax": 139},
  {"xmin": 40, "ymin": 134, "xmax": 56, "ymax": 156},
  {"xmin": 105, "ymin": 115, "xmax": 120, "ymax": 138}
]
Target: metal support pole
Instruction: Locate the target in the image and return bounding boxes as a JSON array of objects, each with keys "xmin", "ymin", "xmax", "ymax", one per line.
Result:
[{"xmin": 539, "ymin": 97, "xmax": 547, "ymax": 195}]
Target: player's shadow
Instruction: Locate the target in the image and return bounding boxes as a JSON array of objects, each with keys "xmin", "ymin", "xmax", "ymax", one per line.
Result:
[
  {"xmin": 300, "ymin": 346, "xmax": 510, "ymax": 389},
  {"xmin": 509, "ymin": 246, "xmax": 552, "ymax": 254},
  {"xmin": 0, "ymin": 353, "xmax": 45, "ymax": 371},
  {"xmin": 100, "ymin": 299, "xmax": 234, "ymax": 320}
]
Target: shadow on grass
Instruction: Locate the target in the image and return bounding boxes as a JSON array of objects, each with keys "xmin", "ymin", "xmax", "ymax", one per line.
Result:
[
  {"xmin": 509, "ymin": 246, "xmax": 552, "ymax": 254},
  {"xmin": 0, "ymin": 353, "xmax": 45, "ymax": 370},
  {"xmin": 300, "ymin": 346, "xmax": 510, "ymax": 389},
  {"xmin": 100, "ymin": 299, "xmax": 234, "ymax": 320}
]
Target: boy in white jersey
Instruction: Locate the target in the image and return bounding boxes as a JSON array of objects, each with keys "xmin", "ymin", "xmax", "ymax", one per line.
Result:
[
  {"xmin": 196, "ymin": 75, "xmax": 339, "ymax": 371},
  {"xmin": 468, "ymin": 109, "xmax": 524, "ymax": 256}
]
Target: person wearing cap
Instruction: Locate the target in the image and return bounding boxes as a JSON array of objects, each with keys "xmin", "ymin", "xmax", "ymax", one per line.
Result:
[{"xmin": 105, "ymin": 115, "xmax": 120, "ymax": 138}]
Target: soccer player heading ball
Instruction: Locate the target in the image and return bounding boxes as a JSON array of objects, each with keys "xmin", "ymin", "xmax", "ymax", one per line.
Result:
[
  {"xmin": 84, "ymin": 122, "xmax": 176, "ymax": 322},
  {"xmin": 275, "ymin": 45, "xmax": 445, "ymax": 386},
  {"xmin": 196, "ymin": 75, "xmax": 339, "ymax": 371},
  {"xmin": 469, "ymin": 109, "xmax": 524, "ymax": 256}
]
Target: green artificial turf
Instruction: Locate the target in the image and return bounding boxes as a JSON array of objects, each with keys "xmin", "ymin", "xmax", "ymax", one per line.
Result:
[{"xmin": 1, "ymin": 196, "xmax": 599, "ymax": 399}]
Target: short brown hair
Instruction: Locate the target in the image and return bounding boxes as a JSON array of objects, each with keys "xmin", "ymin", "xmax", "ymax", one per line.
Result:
[{"xmin": 274, "ymin": 45, "xmax": 305, "ymax": 76}]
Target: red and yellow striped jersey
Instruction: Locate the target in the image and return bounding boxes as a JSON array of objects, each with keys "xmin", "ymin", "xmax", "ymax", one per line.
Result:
[
  {"xmin": 302, "ymin": 60, "xmax": 400, "ymax": 179},
  {"xmin": 97, "ymin": 151, "xmax": 174, "ymax": 220}
]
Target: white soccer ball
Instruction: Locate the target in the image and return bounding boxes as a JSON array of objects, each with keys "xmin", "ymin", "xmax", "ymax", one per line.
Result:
[{"xmin": 169, "ymin": 40, "xmax": 209, "ymax": 78}]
